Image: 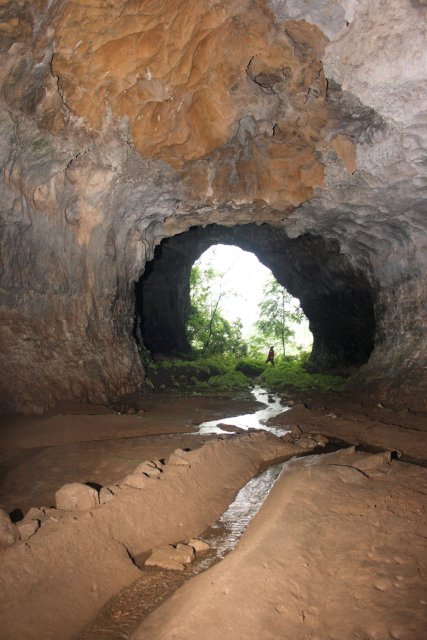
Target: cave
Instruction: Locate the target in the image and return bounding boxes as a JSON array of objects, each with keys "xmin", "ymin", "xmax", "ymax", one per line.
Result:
[
  {"xmin": 135, "ymin": 223, "xmax": 375, "ymax": 373},
  {"xmin": 1, "ymin": 1, "xmax": 427, "ymax": 639},
  {"xmin": 0, "ymin": 0, "xmax": 425, "ymax": 415}
]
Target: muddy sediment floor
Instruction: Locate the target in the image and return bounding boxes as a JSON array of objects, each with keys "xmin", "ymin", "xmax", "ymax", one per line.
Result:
[
  {"xmin": 1, "ymin": 388, "xmax": 427, "ymax": 640},
  {"xmin": 0, "ymin": 392, "xmax": 262, "ymax": 515}
]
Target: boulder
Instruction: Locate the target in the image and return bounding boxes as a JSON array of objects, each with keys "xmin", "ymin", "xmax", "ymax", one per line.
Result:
[
  {"xmin": 122, "ymin": 474, "xmax": 156, "ymax": 490},
  {"xmin": 55, "ymin": 483, "xmax": 99, "ymax": 511},
  {"xmin": 0, "ymin": 510, "xmax": 20, "ymax": 547}
]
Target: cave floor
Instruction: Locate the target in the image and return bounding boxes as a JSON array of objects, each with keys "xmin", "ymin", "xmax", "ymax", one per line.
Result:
[
  {"xmin": 1, "ymin": 389, "xmax": 426, "ymax": 517},
  {"xmin": 1, "ymin": 389, "xmax": 426, "ymax": 640}
]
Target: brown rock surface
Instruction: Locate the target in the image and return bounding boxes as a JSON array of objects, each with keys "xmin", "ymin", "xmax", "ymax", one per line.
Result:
[
  {"xmin": 0, "ymin": 432, "xmax": 308, "ymax": 640},
  {"xmin": 132, "ymin": 451, "xmax": 427, "ymax": 640}
]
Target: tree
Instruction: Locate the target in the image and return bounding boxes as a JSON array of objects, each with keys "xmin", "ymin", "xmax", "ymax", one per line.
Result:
[
  {"xmin": 187, "ymin": 264, "xmax": 247, "ymax": 357},
  {"xmin": 252, "ymin": 278, "xmax": 304, "ymax": 358}
]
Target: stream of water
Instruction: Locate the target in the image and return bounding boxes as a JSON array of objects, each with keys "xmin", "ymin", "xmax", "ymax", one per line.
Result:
[
  {"xmin": 197, "ymin": 386, "xmax": 290, "ymax": 436},
  {"xmin": 74, "ymin": 389, "xmax": 291, "ymax": 640}
]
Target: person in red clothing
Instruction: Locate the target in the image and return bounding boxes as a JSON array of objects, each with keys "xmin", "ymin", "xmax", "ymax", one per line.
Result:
[{"xmin": 266, "ymin": 346, "xmax": 275, "ymax": 366}]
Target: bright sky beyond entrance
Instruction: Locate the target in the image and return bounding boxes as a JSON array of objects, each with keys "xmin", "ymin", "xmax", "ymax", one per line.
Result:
[{"xmin": 195, "ymin": 244, "xmax": 313, "ymax": 351}]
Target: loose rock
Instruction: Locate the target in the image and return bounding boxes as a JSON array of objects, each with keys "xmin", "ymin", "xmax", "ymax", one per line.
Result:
[
  {"xmin": 188, "ymin": 538, "xmax": 211, "ymax": 553},
  {"xmin": 55, "ymin": 483, "xmax": 99, "ymax": 511},
  {"xmin": 175, "ymin": 543, "xmax": 195, "ymax": 564},
  {"xmin": 145, "ymin": 546, "xmax": 186, "ymax": 571}
]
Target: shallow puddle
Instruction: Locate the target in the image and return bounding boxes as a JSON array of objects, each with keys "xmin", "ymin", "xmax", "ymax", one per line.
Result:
[{"xmin": 73, "ymin": 460, "xmax": 288, "ymax": 640}]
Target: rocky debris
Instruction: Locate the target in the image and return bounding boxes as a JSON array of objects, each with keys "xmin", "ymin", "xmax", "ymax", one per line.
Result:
[
  {"xmin": 16, "ymin": 519, "xmax": 39, "ymax": 541},
  {"xmin": 290, "ymin": 424, "xmax": 303, "ymax": 437},
  {"xmin": 282, "ymin": 425, "xmax": 328, "ymax": 450},
  {"xmin": 168, "ymin": 449, "xmax": 191, "ymax": 466},
  {"xmin": 145, "ymin": 544, "xmax": 195, "ymax": 571},
  {"xmin": 0, "ymin": 510, "xmax": 20, "ymax": 548},
  {"xmin": 122, "ymin": 459, "xmax": 165, "ymax": 487},
  {"xmin": 188, "ymin": 538, "xmax": 211, "ymax": 553},
  {"xmin": 298, "ymin": 436, "xmax": 319, "ymax": 449},
  {"xmin": 55, "ymin": 483, "xmax": 100, "ymax": 511},
  {"xmin": 311, "ymin": 433, "xmax": 328, "ymax": 447}
]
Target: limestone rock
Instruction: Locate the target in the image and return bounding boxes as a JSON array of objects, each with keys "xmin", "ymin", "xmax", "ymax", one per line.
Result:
[
  {"xmin": 175, "ymin": 544, "xmax": 195, "ymax": 565},
  {"xmin": 0, "ymin": 510, "xmax": 20, "ymax": 547},
  {"xmin": 55, "ymin": 483, "xmax": 99, "ymax": 511},
  {"xmin": 354, "ymin": 451, "xmax": 392, "ymax": 472},
  {"xmin": 99, "ymin": 487, "xmax": 115, "ymax": 504},
  {"xmin": 291, "ymin": 425, "xmax": 303, "ymax": 437},
  {"xmin": 188, "ymin": 538, "xmax": 211, "ymax": 554},
  {"xmin": 24, "ymin": 507, "xmax": 45, "ymax": 521},
  {"xmin": 133, "ymin": 461, "xmax": 162, "ymax": 478},
  {"xmin": 145, "ymin": 546, "xmax": 186, "ymax": 572},
  {"xmin": 297, "ymin": 436, "xmax": 317, "ymax": 449},
  {"xmin": 312, "ymin": 434, "xmax": 328, "ymax": 446},
  {"xmin": 17, "ymin": 519, "xmax": 39, "ymax": 541}
]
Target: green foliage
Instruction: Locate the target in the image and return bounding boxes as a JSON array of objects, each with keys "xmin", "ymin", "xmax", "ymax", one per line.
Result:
[
  {"xmin": 251, "ymin": 278, "xmax": 305, "ymax": 357},
  {"xmin": 235, "ymin": 357, "xmax": 266, "ymax": 378},
  {"xmin": 207, "ymin": 371, "xmax": 250, "ymax": 390},
  {"xmin": 260, "ymin": 356, "xmax": 347, "ymax": 393},
  {"xmin": 187, "ymin": 264, "xmax": 247, "ymax": 357}
]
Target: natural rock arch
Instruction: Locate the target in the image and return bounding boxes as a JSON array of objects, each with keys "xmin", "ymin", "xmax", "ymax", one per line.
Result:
[{"xmin": 135, "ymin": 224, "xmax": 375, "ymax": 374}]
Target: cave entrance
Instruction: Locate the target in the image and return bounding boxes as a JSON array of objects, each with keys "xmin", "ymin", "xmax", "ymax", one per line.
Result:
[
  {"xmin": 186, "ymin": 244, "xmax": 312, "ymax": 359},
  {"xmin": 134, "ymin": 223, "xmax": 375, "ymax": 374}
]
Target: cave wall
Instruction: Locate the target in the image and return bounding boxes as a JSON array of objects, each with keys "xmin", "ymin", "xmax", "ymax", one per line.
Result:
[{"xmin": 0, "ymin": 0, "xmax": 426, "ymax": 413}]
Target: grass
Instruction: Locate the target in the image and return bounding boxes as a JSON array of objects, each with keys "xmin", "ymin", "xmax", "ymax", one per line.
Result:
[
  {"xmin": 144, "ymin": 352, "xmax": 347, "ymax": 394},
  {"xmin": 260, "ymin": 357, "xmax": 347, "ymax": 393}
]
